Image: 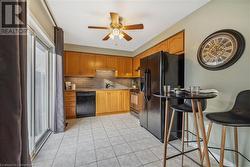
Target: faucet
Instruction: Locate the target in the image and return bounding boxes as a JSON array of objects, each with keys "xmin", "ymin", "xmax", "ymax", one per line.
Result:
[{"xmin": 105, "ymin": 83, "xmax": 114, "ymax": 88}]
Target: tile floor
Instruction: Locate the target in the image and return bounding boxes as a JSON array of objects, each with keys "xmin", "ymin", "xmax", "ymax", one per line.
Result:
[{"xmin": 32, "ymin": 113, "xmax": 215, "ymax": 167}]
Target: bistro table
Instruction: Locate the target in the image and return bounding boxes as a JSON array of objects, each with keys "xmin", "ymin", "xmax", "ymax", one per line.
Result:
[{"xmin": 153, "ymin": 91, "xmax": 217, "ymax": 167}]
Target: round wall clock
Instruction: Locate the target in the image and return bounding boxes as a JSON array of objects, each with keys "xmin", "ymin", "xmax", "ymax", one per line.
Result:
[{"xmin": 197, "ymin": 29, "xmax": 245, "ymax": 70}]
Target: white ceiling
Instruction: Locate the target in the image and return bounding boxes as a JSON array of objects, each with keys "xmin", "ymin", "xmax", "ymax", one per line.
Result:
[{"xmin": 47, "ymin": 0, "xmax": 209, "ymax": 52}]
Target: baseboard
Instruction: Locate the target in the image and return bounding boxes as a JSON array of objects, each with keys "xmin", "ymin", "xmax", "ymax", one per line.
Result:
[{"xmin": 188, "ymin": 142, "xmax": 234, "ymax": 166}]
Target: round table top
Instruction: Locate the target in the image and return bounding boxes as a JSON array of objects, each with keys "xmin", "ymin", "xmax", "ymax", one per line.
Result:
[{"xmin": 153, "ymin": 91, "xmax": 217, "ymax": 99}]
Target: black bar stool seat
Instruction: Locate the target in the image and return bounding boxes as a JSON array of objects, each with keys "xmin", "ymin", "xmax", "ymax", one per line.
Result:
[
  {"xmin": 171, "ymin": 104, "xmax": 193, "ymax": 112},
  {"xmin": 205, "ymin": 90, "xmax": 250, "ymax": 167},
  {"xmin": 206, "ymin": 111, "xmax": 250, "ymax": 127},
  {"xmin": 171, "ymin": 99, "xmax": 207, "ymax": 113}
]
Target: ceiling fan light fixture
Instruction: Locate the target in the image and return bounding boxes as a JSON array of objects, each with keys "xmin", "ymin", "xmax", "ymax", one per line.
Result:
[
  {"xmin": 88, "ymin": 12, "xmax": 143, "ymax": 41},
  {"xmin": 112, "ymin": 28, "xmax": 120, "ymax": 36},
  {"xmin": 119, "ymin": 33, "xmax": 124, "ymax": 39},
  {"xmin": 109, "ymin": 33, "xmax": 114, "ymax": 39}
]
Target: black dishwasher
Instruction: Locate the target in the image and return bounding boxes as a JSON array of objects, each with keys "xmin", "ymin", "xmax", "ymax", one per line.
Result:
[{"xmin": 76, "ymin": 91, "xmax": 96, "ymax": 117}]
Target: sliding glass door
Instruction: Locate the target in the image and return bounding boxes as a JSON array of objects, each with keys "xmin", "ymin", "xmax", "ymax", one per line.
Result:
[
  {"xmin": 34, "ymin": 39, "xmax": 49, "ymax": 143},
  {"xmin": 27, "ymin": 29, "xmax": 52, "ymax": 156}
]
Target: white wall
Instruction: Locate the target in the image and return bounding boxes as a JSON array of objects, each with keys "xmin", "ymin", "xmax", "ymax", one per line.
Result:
[{"xmin": 135, "ymin": 0, "xmax": 250, "ymax": 165}]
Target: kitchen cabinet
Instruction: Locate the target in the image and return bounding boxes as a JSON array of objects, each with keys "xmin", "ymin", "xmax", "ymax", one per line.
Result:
[
  {"xmin": 96, "ymin": 91, "xmax": 107, "ymax": 114},
  {"xmin": 64, "ymin": 91, "xmax": 76, "ymax": 119},
  {"xmin": 64, "ymin": 51, "xmax": 133, "ymax": 78},
  {"xmin": 107, "ymin": 91, "xmax": 120, "ymax": 113},
  {"xmin": 132, "ymin": 56, "xmax": 140, "ymax": 77},
  {"xmin": 80, "ymin": 53, "xmax": 95, "ymax": 77},
  {"xmin": 116, "ymin": 57, "xmax": 132, "ymax": 77},
  {"xmin": 96, "ymin": 90, "xmax": 130, "ymax": 115},
  {"xmin": 131, "ymin": 31, "xmax": 184, "ymax": 77},
  {"xmin": 168, "ymin": 31, "xmax": 184, "ymax": 54},
  {"xmin": 64, "ymin": 51, "xmax": 96, "ymax": 77},
  {"xmin": 95, "ymin": 55, "xmax": 107, "ymax": 69},
  {"xmin": 64, "ymin": 52, "xmax": 81, "ymax": 76},
  {"xmin": 121, "ymin": 90, "xmax": 130, "ymax": 111},
  {"xmin": 124, "ymin": 57, "xmax": 133, "ymax": 76},
  {"xmin": 106, "ymin": 56, "xmax": 117, "ymax": 70}
]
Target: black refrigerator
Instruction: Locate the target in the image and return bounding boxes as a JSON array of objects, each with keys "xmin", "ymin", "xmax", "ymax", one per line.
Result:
[{"xmin": 140, "ymin": 51, "xmax": 184, "ymax": 142}]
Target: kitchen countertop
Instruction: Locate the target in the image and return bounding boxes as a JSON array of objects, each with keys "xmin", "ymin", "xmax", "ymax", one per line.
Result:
[{"xmin": 65, "ymin": 87, "xmax": 139, "ymax": 92}]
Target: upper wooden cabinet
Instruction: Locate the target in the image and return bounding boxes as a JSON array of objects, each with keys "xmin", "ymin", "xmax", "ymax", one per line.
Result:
[
  {"xmin": 64, "ymin": 51, "xmax": 81, "ymax": 76},
  {"xmin": 168, "ymin": 31, "xmax": 184, "ymax": 54},
  {"xmin": 131, "ymin": 30, "xmax": 184, "ymax": 77},
  {"xmin": 116, "ymin": 57, "xmax": 132, "ymax": 77},
  {"xmin": 64, "ymin": 51, "xmax": 132, "ymax": 77},
  {"xmin": 132, "ymin": 56, "xmax": 140, "ymax": 77},
  {"xmin": 124, "ymin": 57, "xmax": 133, "ymax": 76},
  {"xmin": 80, "ymin": 53, "xmax": 95, "ymax": 76},
  {"xmin": 64, "ymin": 51, "xmax": 96, "ymax": 77},
  {"xmin": 95, "ymin": 55, "xmax": 107, "ymax": 69},
  {"xmin": 106, "ymin": 56, "xmax": 117, "ymax": 70}
]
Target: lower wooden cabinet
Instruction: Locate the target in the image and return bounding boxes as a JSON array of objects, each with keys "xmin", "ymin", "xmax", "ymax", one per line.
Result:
[
  {"xmin": 96, "ymin": 90, "xmax": 130, "ymax": 115},
  {"xmin": 64, "ymin": 91, "xmax": 76, "ymax": 119}
]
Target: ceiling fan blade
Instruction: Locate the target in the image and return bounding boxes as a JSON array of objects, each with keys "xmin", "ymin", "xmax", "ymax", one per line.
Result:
[
  {"xmin": 123, "ymin": 24, "xmax": 144, "ymax": 30},
  {"xmin": 103, "ymin": 33, "xmax": 110, "ymax": 41},
  {"xmin": 88, "ymin": 26, "xmax": 109, "ymax": 29},
  {"xmin": 110, "ymin": 12, "xmax": 119, "ymax": 25},
  {"xmin": 121, "ymin": 31, "xmax": 132, "ymax": 41}
]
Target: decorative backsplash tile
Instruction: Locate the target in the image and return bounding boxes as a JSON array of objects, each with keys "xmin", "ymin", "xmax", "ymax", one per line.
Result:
[{"xmin": 64, "ymin": 70, "xmax": 136, "ymax": 88}]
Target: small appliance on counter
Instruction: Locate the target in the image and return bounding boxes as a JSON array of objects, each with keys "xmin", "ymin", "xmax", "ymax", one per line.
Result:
[
  {"xmin": 65, "ymin": 81, "xmax": 76, "ymax": 90},
  {"xmin": 65, "ymin": 81, "xmax": 72, "ymax": 90},
  {"xmin": 131, "ymin": 80, "xmax": 139, "ymax": 89}
]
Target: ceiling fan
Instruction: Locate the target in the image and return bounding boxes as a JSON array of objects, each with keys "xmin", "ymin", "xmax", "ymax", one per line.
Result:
[{"xmin": 88, "ymin": 12, "xmax": 144, "ymax": 41}]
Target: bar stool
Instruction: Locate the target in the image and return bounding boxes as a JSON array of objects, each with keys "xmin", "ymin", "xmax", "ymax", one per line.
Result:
[
  {"xmin": 206, "ymin": 90, "xmax": 250, "ymax": 167},
  {"xmin": 167, "ymin": 99, "xmax": 207, "ymax": 166}
]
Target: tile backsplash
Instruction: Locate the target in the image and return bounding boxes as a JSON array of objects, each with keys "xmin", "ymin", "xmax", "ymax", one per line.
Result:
[{"xmin": 65, "ymin": 70, "xmax": 136, "ymax": 88}]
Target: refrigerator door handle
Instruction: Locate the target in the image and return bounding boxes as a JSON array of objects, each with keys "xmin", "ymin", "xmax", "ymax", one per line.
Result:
[
  {"xmin": 144, "ymin": 70, "xmax": 148, "ymax": 101},
  {"xmin": 147, "ymin": 70, "xmax": 151, "ymax": 100}
]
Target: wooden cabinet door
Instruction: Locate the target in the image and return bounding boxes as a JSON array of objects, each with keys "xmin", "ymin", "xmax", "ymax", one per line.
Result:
[
  {"xmin": 118, "ymin": 90, "xmax": 130, "ymax": 111},
  {"xmin": 123, "ymin": 90, "xmax": 130, "ymax": 111},
  {"xmin": 106, "ymin": 56, "xmax": 117, "ymax": 70},
  {"xmin": 64, "ymin": 91, "xmax": 76, "ymax": 119},
  {"xmin": 65, "ymin": 107, "xmax": 76, "ymax": 118},
  {"xmin": 95, "ymin": 55, "xmax": 107, "ymax": 69},
  {"xmin": 108, "ymin": 91, "xmax": 119, "ymax": 113},
  {"xmin": 96, "ymin": 91, "xmax": 107, "ymax": 114},
  {"xmin": 124, "ymin": 57, "xmax": 132, "ymax": 76},
  {"xmin": 168, "ymin": 31, "xmax": 184, "ymax": 54},
  {"xmin": 64, "ymin": 51, "xmax": 81, "ymax": 76},
  {"xmin": 80, "ymin": 53, "xmax": 96, "ymax": 76},
  {"xmin": 161, "ymin": 40, "xmax": 169, "ymax": 52},
  {"xmin": 116, "ymin": 57, "xmax": 132, "ymax": 77},
  {"xmin": 96, "ymin": 90, "xmax": 130, "ymax": 115},
  {"xmin": 118, "ymin": 91, "xmax": 124, "ymax": 111},
  {"xmin": 116, "ymin": 57, "xmax": 125, "ymax": 76},
  {"xmin": 132, "ymin": 57, "xmax": 140, "ymax": 77}
]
